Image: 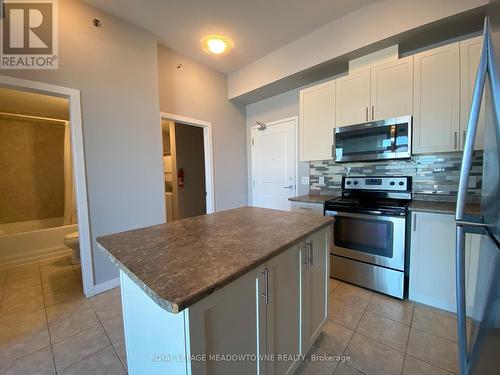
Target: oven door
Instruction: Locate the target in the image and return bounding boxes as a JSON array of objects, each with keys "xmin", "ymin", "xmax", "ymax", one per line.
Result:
[{"xmin": 326, "ymin": 210, "xmax": 405, "ymax": 271}]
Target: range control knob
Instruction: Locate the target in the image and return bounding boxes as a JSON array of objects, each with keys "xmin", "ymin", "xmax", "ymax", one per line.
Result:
[
  {"xmin": 399, "ymin": 181, "xmax": 405, "ymax": 186},
  {"xmin": 346, "ymin": 181, "xmax": 352, "ymax": 185},
  {"xmin": 353, "ymin": 181, "xmax": 358, "ymax": 186},
  {"xmin": 390, "ymin": 181, "xmax": 395, "ymax": 186}
]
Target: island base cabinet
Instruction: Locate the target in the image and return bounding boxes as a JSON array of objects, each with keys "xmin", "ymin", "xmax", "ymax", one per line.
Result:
[{"xmin": 119, "ymin": 226, "xmax": 332, "ymax": 375}]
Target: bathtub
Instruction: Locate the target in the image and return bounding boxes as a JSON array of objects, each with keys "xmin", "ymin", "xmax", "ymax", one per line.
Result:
[{"xmin": 0, "ymin": 217, "xmax": 78, "ymax": 269}]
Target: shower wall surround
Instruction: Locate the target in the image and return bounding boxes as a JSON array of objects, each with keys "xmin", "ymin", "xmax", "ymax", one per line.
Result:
[{"xmin": 309, "ymin": 151, "xmax": 483, "ymax": 199}]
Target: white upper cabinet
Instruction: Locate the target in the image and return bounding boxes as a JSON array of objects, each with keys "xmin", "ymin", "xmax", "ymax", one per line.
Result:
[
  {"xmin": 413, "ymin": 42, "xmax": 461, "ymax": 154},
  {"xmin": 371, "ymin": 56, "xmax": 414, "ymax": 121},
  {"xmin": 299, "ymin": 80, "xmax": 335, "ymax": 161},
  {"xmin": 460, "ymin": 36, "xmax": 485, "ymax": 151},
  {"xmin": 335, "ymin": 69, "xmax": 371, "ymax": 127}
]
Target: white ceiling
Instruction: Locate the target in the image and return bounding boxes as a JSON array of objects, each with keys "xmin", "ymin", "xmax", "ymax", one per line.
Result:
[{"xmin": 84, "ymin": 0, "xmax": 375, "ymax": 73}]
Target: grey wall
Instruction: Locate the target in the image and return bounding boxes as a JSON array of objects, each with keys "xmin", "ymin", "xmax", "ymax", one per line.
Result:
[
  {"xmin": 157, "ymin": 46, "xmax": 247, "ymax": 211},
  {"xmin": 0, "ymin": 0, "xmax": 165, "ymax": 285}
]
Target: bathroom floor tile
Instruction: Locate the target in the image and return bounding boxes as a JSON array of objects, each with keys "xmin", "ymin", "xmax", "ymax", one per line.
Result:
[
  {"xmin": 367, "ymin": 294, "xmax": 414, "ymax": 326},
  {"xmin": 112, "ymin": 339, "xmax": 127, "ymax": 370},
  {"xmin": 0, "ymin": 293, "xmax": 45, "ymax": 316},
  {"xmin": 59, "ymin": 346, "xmax": 125, "ymax": 375},
  {"xmin": 52, "ymin": 325, "xmax": 111, "ymax": 372},
  {"xmin": 345, "ymin": 333, "xmax": 405, "ymax": 375},
  {"xmin": 42, "ymin": 273, "xmax": 81, "ymax": 296},
  {"xmin": 4, "ymin": 275, "xmax": 41, "ymax": 295},
  {"xmin": 90, "ymin": 288, "xmax": 122, "ymax": 322},
  {"xmin": 0, "ymin": 321, "xmax": 50, "ymax": 367},
  {"xmin": 102, "ymin": 314, "xmax": 125, "ymax": 344},
  {"xmin": 49, "ymin": 307, "xmax": 100, "ymax": 344},
  {"xmin": 5, "ymin": 264, "xmax": 40, "ymax": 282},
  {"xmin": 406, "ymin": 328, "xmax": 458, "ymax": 373},
  {"xmin": 328, "ymin": 295, "xmax": 364, "ymax": 330},
  {"xmin": 356, "ymin": 311, "xmax": 410, "ymax": 352},
  {"xmin": 44, "ymin": 286, "xmax": 86, "ymax": 307},
  {"xmin": 0, "ymin": 345, "xmax": 55, "ymax": 375},
  {"xmin": 331, "ymin": 282, "xmax": 373, "ymax": 310},
  {"xmin": 45, "ymin": 298, "xmax": 91, "ymax": 324}
]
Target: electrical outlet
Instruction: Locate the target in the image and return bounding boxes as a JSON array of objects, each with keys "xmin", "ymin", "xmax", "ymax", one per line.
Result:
[
  {"xmin": 301, "ymin": 176, "xmax": 310, "ymax": 185},
  {"xmin": 319, "ymin": 176, "xmax": 325, "ymax": 186}
]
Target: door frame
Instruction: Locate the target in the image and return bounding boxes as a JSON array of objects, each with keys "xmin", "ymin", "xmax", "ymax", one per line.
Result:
[
  {"xmin": 160, "ymin": 112, "xmax": 215, "ymax": 214},
  {"xmin": 250, "ymin": 116, "xmax": 298, "ymax": 207},
  {"xmin": 0, "ymin": 75, "xmax": 94, "ymax": 297}
]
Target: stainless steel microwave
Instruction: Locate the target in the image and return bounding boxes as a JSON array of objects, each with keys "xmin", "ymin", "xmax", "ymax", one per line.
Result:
[{"xmin": 333, "ymin": 115, "xmax": 412, "ymax": 162}]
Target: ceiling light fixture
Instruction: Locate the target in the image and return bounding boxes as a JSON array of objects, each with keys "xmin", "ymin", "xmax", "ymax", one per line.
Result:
[{"xmin": 201, "ymin": 34, "xmax": 234, "ymax": 55}]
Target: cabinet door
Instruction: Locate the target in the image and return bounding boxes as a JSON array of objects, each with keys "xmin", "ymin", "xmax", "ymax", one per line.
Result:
[
  {"xmin": 266, "ymin": 246, "xmax": 301, "ymax": 375},
  {"xmin": 335, "ymin": 70, "xmax": 371, "ymax": 127},
  {"xmin": 409, "ymin": 212, "xmax": 456, "ymax": 312},
  {"xmin": 299, "ymin": 81, "xmax": 335, "ymax": 161},
  {"xmin": 413, "ymin": 43, "xmax": 461, "ymax": 154},
  {"xmin": 189, "ymin": 265, "xmax": 267, "ymax": 375},
  {"xmin": 301, "ymin": 227, "xmax": 330, "ymax": 353},
  {"xmin": 460, "ymin": 36, "xmax": 485, "ymax": 151},
  {"xmin": 371, "ymin": 56, "xmax": 414, "ymax": 121}
]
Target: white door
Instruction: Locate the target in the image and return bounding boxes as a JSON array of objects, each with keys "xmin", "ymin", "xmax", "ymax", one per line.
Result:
[
  {"xmin": 251, "ymin": 118, "xmax": 297, "ymax": 211},
  {"xmin": 413, "ymin": 42, "xmax": 461, "ymax": 154},
  {"xmin": 370, "ymin": 56, "xmax": 414, "ymax": 121},
  {"xmin": 335, "ymin": 69, "xmax": 371, "ymax": 127}
]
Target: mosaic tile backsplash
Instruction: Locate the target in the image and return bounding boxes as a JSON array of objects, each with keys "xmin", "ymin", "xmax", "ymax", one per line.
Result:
[{"xmin": 310, "ymin": 151, "xmax": 483, "ymax": 199}]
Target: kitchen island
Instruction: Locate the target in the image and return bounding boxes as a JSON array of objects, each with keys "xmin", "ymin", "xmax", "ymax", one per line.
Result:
[{"xmin": 97, "ymin": 206, "xmax": 333, "ymax": 375}]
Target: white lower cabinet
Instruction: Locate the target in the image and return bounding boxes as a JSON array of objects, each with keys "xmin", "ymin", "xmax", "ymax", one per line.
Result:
[
  {"xmin": 409, "ymin": 211, "xmax": 481, "ymax": 313},
  {"xmin": 291, "ymin": 201, "xmax": 324, "ymax": 216},
  {"xmin": 121, "ymin": 226, "xmax": 331, "ymax": 375}
]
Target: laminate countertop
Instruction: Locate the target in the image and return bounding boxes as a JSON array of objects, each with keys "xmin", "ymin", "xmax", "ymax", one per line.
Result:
[
  {"xmin": 409, "ymin": 200, "xmax": 481, "ymax": 216},
  {"xmin": 96, "ymin": 206, "xmax": 334, "ymax": 314},
  {"xmin": 289, "ymin": 194, "xmax": 338, "ymax": 204}
]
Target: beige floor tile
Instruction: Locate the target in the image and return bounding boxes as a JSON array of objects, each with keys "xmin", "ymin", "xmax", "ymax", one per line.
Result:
[
  {"xmin": 331, "ymin": 282, "xmax": 373, "ymax": 310},
  {"xmin": 43, "ymin": 277, "xmax": 82, "ymax": 296},
  {"xmin": 4, "ymin": 276, "xmax": 41, "ymax": 295},
  {"xmin": 2, "ymin": 284, "xmax": 43, "ymax": 302},
  {"xmin": 328, "ymin": 296, "xmax": 364, "ymax": 330},
  {"xmin": 295, "ymin": 346, "xmax": 339, "ymax": 375},
  {"xmin": 413, "ymin": 303, "xmax": 457, "ymax": 320},
  {"xmin": 356, "ymin": 311, "xmax": 410, "ymax": 352},
  {"xmin": 5, "ymin": 264, "xmax": 39, "ymax": 282},
  {"xmin": 403, "ymin": 355, "xmax": 454, "ymax": 375},
  {"xmin": 0, "ymin": 309, "xmax": 47, "ymax": 338},
  {"xmin": 345, "ymin": 333, "xmax": 404, "ymax": 375},
  {"xmin": 102, "ymin": 314, "xmax": 124, "ymax": 344},
  {"xmin": 367, "ymin": 294, "xmax": 413, "ymax": 326},
  {"xmin": 412, "ymin": 307, "xmax": 458, "ymax": 342},
  {"xmin": 59, "ymin": 346, "xmax": 125, "ymax": 375},
  {"xmin": 0, "ymin": 345, "xmax": 55, "ymax": 375},
  {"xmin": 44, "ymin": 287, "xmax": 86, "ymax": 307},
  {"xmin": 334, "ymin": 362, "xmax": 365, "ymax": 375},
  {"xmin": 0, "ymin": 293, "xmax": 45, "ymax": 316},
  {"xmin": 0, "ymin": 321, "xmax": 50, "ymax": 367},
  {"xmin": 52, "ymin": 324, "xmax": 111, "ymax": 371},
  {"xmin": 91, "ymin": 288, "xmax": 122, "ymax": 322},
  {"xmin": 46, "ymin": 298, "xmax": 91, "ymax": 324},
  {"xmin": 113, "ymin": 339, "xmax": 127, "ymax": 370},
  {"xmin": 314, "ymin": 320, "xmax": 353, "ymax": 356},
  {"xmin": 406, "ymin": 329, "xmax": 458, "ymax": 374},
  {"xmin": 329, "ymin": 278, "xmax": 341, "ymax": 293},
  {"xmin": 49, "ymin": 307, "xmax": 100, "ymax": 344}
]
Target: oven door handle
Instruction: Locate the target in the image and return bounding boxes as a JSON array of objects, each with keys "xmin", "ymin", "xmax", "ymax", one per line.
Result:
[{"xmin": 325, "ymin": 210, "xmax": 404, "ymax": 222}]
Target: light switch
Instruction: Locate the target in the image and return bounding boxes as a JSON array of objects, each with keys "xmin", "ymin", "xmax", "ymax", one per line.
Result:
[
  {"xmin": 319, "ymin": 176, "xmax": 325, "ymax": 186},
  {"xmin": 301, "ymin": 176, "xmax": 309, "ymax": 185}
]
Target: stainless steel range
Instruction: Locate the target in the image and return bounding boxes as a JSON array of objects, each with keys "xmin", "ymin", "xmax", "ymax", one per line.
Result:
[{"xmin": 324, "ymin": 176, "xmax": 411, "ymax": 299}]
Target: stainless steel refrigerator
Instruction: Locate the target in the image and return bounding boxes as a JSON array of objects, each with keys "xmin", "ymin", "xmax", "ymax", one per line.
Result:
[{"xmin": 455, "ymin": 2, "xmax": 500, "ymax": 375}]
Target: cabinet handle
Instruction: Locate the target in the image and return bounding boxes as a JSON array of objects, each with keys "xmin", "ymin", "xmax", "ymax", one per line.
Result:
[
  {"xmin": 371, "ymin": 105, "xmax": 374, "ymax": 120},
  {"xmin": 413, "ymin": 214, "xmax": 417, "ymax": 232},
  {"xmin": 299, "ymin": 207, "xmax": 313, "ymax": 211},
  {"xmin": 303, "ymin": 244, "xmax": 310, "ymax": 270},
  {"xmin": 463, "ymin": 130, "xmax": 466, "ymax": 149},
  {"xmin": 454, "ymin": 131, "xmax": 458, "ymax": 149},
  {"xmin": 261, "ymin": 268, "xmax": 269, "ymax": 305},
  {"xmin": 309, "ymin": 240, "xmax": 314, "ymax": 267},
  {"xmin": 365, "ymin": 107, "xmax": 368, "ymax": 121}
]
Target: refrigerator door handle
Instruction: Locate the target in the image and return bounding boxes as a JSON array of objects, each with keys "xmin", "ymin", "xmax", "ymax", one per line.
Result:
[
  {"xmin": 456, "ymin": 224, "xmax": 469, "ymax": 375},
  {"xmin": 456, "ymin": 18, "xmax": 489, "ymax": 222}
]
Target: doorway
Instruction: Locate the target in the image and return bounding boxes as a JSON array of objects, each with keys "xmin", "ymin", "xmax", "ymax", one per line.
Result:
[
  {"xmin": 160, "ymin": 113, "xmax": 215, "ymax": 221},
  {"xmin": 251, "ymin": 117, "xmax": 298, "ymax": 211},
  {"xmin": 0, "ymin": 75, "xmax": 93, "ymax": 296}
]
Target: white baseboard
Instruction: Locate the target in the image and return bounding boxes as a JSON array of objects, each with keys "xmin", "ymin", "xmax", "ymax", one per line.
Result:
[{"xmin": 91, "ymin": 277, "xmax": 121, "ymax": 296}]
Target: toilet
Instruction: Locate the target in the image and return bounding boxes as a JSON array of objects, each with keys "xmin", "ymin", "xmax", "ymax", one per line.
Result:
[{"xmin": 64, "ymin": 231, "xmax": 81, "ymax": 265}]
